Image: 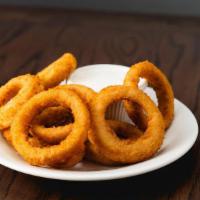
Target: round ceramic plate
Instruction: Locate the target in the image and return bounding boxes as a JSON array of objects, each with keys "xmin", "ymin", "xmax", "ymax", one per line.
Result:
[{"xmin": 0, "ymin": 99, "xmax": 198, "ymax": 181}]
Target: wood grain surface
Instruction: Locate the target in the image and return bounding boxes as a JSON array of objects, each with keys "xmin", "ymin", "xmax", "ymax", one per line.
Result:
[{"xmin": 0, "ymin": 6, "xmax": 199, "ymax": 200}]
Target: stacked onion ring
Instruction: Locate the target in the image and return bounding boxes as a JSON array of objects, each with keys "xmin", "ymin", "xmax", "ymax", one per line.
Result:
[
  {"xmin": 0, "ymin": 54, "xmax": 174, "ymax": 168},
  {"xmin": 87, "ymin": 86, "xmax": 165, "ymax": 165},
  {"xmin": 124, "ymin": 61, "xmax": 174, "ymax": 129},
  {"xmin": 11, "ymin": 88, "xmax": 90, "ymax": 167}
]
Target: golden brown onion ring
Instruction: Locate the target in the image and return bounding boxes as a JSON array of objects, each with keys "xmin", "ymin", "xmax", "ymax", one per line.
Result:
[
  {"xmin": 37, "ymin": 53, "xmax": 77, "ymax": 89},
  {"xmin": 0, "ymin": 74, "xmax": 43, "ymax": 130},
  {"xmin": 31, "ymin": 106, "xmax": 73, "ymax": 144},
  {"xmin": 10, "ymin": 88, "xmax": 90, "ymax": 167},
  {"xmin": 124, "ymin": 61, "xmax": 174, "ymax": 129},
  {"xmin": 3, "ymin": 128, "xmax": 83, "ymax": 168},
  {"xmin": 2, "ymin": 129, "xmax": 47, "ymax": 148},
  {"xmin": 88, "ymin": 86, "xmax": 165, "ymax": 164},
  {"xmin": 86, "ymin": 120, "xmax": 143, "ymax": 165},
  {"xmin": 31, "ymin": 84, "xmax": 96, "ymax": 144}
]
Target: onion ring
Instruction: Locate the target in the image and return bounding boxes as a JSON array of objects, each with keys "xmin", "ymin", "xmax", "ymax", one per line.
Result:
[
  {"xmin": 31, "ymin": 106, "xmax": 73, "ymax": 144},
  {"xmin": 86, "ymin": 120, "xmax": 143, "ymax": 165},
  {"xmin": 0, "ymin": 74, "xmax": 43, "ymax": 130},
  {"xmin": 31, "ymin": 84, "xmax": 96, "ymax": 144},
  {"xmin": 88, "ymin": 86, "xmax": 165, "ymax": 164},
  {"xmin": 124, "ymin": 61, "xmax": 174, "ymax": 129},
  {"xmin": 2, "ymin": 129, "xmax": 47, "ymax": 147},
  {"xmin": 10, "ymin": 88, "xmax": 90, "ymax": 167},
  {"xmin": 37, "ymin": 53, "xmax": 77, "ymax": 89},
  {"xmin": 3, "ymin": 128, "xmax": 83, "ymax": 168}
]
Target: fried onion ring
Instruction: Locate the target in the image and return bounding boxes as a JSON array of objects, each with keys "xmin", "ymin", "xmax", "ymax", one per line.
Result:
[
  {"xmin": 88, "ymin": 86, "xmax": 165, "ymax": 164},
  {"xmin": 10, "ymin": 88, "xmax": 90, "ymax": 167},
  {"xmin": 31, "ymin": 84, "xmax": 96, "ymax": 144},
  {"xmin": 0, "ymin": 74, "xmax": 43, "ymax": 130},
  {"xmin": 3, "ymin": 128, "xmax": 84, "ymax": 168},
  {"xmin": 2, "ymin": 129, "xmax": 47, "ymax": 147},
  {"xmin": 86, "ymin": 120, "xmax": 143, "ymax": 165},
  {"xmin": 124, "ymin": 61, "xmax": 174, "ymax": 129},
  {"xmin": 31, "ymin": 106, "xmax": 73, "ymax": 144},
  {"xmin": 37, "ymin": 53, "xmax": 77, "ymax": 89}
]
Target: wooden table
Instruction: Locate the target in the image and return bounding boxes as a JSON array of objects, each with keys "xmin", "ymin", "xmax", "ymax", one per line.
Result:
[{"xmin": 0, "ymin": 6, "xmax": 199, "ymax": 200}]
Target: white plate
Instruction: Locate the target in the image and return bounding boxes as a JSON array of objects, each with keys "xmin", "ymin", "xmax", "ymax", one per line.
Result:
[{"xmin": 0, "ymin": 99, "xmax": 198, "ymax": 181}]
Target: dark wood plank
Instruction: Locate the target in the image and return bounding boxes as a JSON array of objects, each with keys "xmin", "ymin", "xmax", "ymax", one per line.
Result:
[{"xmin": 0, "ymin": 6, "xmax": 199, "ymax": 200}]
